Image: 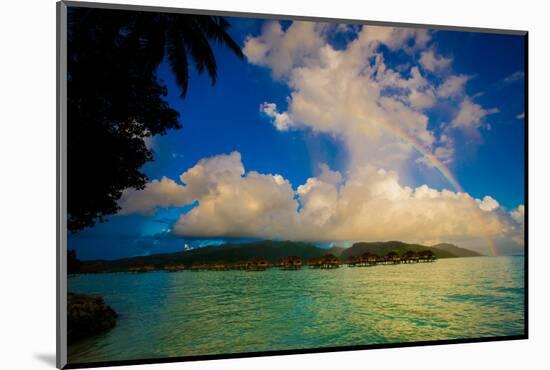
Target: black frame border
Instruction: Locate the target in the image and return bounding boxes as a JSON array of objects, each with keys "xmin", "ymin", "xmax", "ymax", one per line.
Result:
[{"xmin": 57, "ymin": 1, "xmax": 529, "ymax": 369}]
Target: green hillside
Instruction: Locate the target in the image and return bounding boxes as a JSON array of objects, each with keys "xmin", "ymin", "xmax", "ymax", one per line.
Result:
[
  {"xmin": 340, "ymin": 241, "xmax": 482, "ymax": 261},
  {"xmin": 431, "ymin": 243, "xmax": 483, "ymax": 257}
]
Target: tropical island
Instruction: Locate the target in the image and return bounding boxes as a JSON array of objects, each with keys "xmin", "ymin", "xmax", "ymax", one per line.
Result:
[{"xmin": 69, "ymin": 240, "xmax": 482, "ymax": 274}]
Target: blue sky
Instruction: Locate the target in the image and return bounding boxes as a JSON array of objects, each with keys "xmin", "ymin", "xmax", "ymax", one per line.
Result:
[{"xmin": 69, "ymin": 17, "xmax": 525, "ymax": 260}]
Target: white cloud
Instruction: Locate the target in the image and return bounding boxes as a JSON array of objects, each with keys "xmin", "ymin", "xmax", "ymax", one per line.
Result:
[
  {"xmin": 435, "ymin": 134, "xmax": 455, "ymax": 164},
  {"xmin": 508, "ymin": 204, "xmax": 525, "ymax": 247},
  {"xmin": 451, "ymin": 97, "xmax": 499, "ymax": 136},
  {"xmin": 242, "ymin": 21, "xmax": 328, "ymax": 79},
  {"xmin": 516, "ymin": 112, "xmax": 525, "ymax": 120},
  {"xmin": 245, "ymin": 22, "xmax": 500, "ymax": 174},
  {"xmin": 478, "ymin": 195, "xmax": 499, "ymax": 212},
  {"xmin": 510, "ymin": 204, "xmax": 525, "ymax": 225},
  {"xmin": 119, "ymin": 152, "xmax": 245, "ymax": 215},
  {"xmin": 175, "ymin": 169, "xmax": 297, "ymax": 238},
  {"xmin": 120, "ymin": 152, "xmax": 523, "ymax": 252},
  {"xmin": 419, "ymin": 49, "xmax": 452, "ymax": 72},
  {"xmin": 260, "ymin": 102, "xmax": 293, "ymax": 131},
  {"xmin": 437, "ymin": 74, "xmax": 470, "ymax": 98},
  {"xmin": 245, "ymin": 22, "xmax": 447, "ymax": 171},
  {"xmin": 118, "ymin": 177, "xmax": 189, "ymax": 215},
  {"xmin": 318, "ymin": 163, "xmax": 342, "ymax": 185},
  {"xmin": 503, "ymin": 71, "xmax": 525, "ymax": 84}
]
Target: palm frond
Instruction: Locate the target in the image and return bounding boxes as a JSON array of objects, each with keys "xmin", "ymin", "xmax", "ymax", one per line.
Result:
[
  {"xmin": 178, "ymin": 16, "xmax": 218, "ymax": 85},
  {"xmin": 166, "ymin": 27, "xmax": 190, "ymax": 96},
  {"xmin": 196, "ymin": 16, "xmax": 244, "ymax": 59}
]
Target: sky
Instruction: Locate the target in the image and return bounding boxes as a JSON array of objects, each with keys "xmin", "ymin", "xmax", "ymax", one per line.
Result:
[{"xmin": 69, "ymin": 16, "xmax": 526, "ymax": 260}]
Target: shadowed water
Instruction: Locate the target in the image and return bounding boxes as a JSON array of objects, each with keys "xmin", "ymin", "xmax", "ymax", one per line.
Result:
[{"xmin": 67, "ymin": 256, "xmax": 524, "ymax": 364}]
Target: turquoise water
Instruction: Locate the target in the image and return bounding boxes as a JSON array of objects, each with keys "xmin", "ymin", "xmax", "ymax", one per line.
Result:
[{"xmin": 67, "ymin": 256, "xmax": 525, "ymax": 364}]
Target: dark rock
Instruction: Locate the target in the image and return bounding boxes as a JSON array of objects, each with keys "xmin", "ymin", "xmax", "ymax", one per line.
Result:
[{"xmin": 67, "ymin": 292, "xmax": 117, "ymax": 343}]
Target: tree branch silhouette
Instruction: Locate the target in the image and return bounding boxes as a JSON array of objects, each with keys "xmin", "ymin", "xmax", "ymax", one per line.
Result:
[{"xmin": 67, "ymin": 8, "xmax": 243, "ymax": 232}]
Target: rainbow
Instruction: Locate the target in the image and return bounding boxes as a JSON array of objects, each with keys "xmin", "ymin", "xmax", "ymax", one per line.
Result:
[{"xmin": 375, "ymin": 122, "xmax": 498, "ymax": 256}]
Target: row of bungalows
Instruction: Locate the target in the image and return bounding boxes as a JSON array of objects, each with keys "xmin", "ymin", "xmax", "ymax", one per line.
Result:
[
  {"xmin": 346, "ymin": 253, "xmax": 379, "ymax": 267},
  {"xmin": 189, "ymin": 254, "xmax": 342, "ymax": 272},
  {"xmin": 127, "ymin": 251, "xmax": 436, "ymax": 273},
  {"xmin": 164, "ymin": 263, "xmax": 186, "ymax": 272},
  {"xmin": 346, "ymin": 250, "xmax": 436, "ymax": 266},
  {"xmin": 190, "ymin": 258, "xmax": 273, "ymax": 271},
  {"xmin": 128, "ymin": 262, "xmax": 156, "ymax": 273}
]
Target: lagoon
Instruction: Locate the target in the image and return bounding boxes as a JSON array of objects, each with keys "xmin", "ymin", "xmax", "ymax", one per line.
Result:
[{"xmin": 68, "ymin": 256, "xmax": 524, "ymax": 364}]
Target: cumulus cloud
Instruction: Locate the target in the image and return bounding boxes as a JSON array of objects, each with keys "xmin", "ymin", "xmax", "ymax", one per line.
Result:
[
  {"xmin": 244, "ymin": 22, "xmax": 500, "ymax": 174},
  {"xmin": 118, "ymin": 177, "xmax": 191, "ymax": 215},
  {"xmin": 317, "ymin": 163, "xmax": 342, "ymax": 185},
  {"xmin": 516, "ymin": 112, "xmax": 525, "ymax": 120},
  {"xmin": 419, "ymin": 49, "xmax": 452, "ymax": 72},
  {"xmin": 119, "ymin": 152, "xmax": 245, "ymax": 215},
  {"xmin": 478, "ymin": 195, "xmax": 499, "ymax": 212},
  {"xmin": 242, "ymin": 21, "xmax": 328, "ymax": 79},
  {"xmin": 437, "ymin": 74, "xmax": 470, "ymax": 98},
  {"xmin": 507, "ymin": 204, "xmax": 525, "ymax": 247},
  {"xmin": 260, "ymin": 102, "xmax": 293, "ymax": 131},
  {"xmin": 244, "ymin": 23, "xmax": 451, "ymax": 171},
  {"xmin": 120, "ymin": 152, "xmax": 523, "ymax": 252},
  {"xmin": 510, "ymin": 204, "xmax": 525, "ymax": 225},
  {"xmin": 417, "ymin": 132, "xmax": 455, "ymax": 166},
  {"xmin": 451, "ymin": 97, "xmax": 499, "ymax": 136}
]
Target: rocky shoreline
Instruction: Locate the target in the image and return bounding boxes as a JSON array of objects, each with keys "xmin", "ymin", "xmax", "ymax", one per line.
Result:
[{"xmin": 67, "ymin": 292, "xmax": 118, "ymax": 343}]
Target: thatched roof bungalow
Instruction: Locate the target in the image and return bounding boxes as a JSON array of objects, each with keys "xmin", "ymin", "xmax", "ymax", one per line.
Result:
[
  {"xmin": 320, "ymin": 253, "xmax": 340, "ymax": 269},
  {"xmin": 307, "ymin": 257, "xmax": 321, "ymax": 268},
  {"xmin": 246, "ymin": 257, "xmax": 270, "ymax": 271},
  {"xmin": 279, "ymin": 256, "xmax": 302, "ymax": 269}
]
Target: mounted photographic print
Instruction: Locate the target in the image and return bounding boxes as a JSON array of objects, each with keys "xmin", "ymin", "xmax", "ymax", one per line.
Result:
[{"xmin": 57, "ymin": 1, "xmax": 527, "ymax": 368}]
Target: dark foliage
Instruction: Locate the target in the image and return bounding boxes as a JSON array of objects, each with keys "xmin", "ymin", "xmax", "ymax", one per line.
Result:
[
  {"xmin": 67, "ymin": 7, "xmax": 243, "ymax": 231},
  {"xmin": 67, "ymin": 249, "xmax": 81, "ymax": 274}
]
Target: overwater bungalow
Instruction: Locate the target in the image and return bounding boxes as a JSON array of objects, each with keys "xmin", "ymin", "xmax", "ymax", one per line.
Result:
[
  {"xmin": 402, "ymin": 250, "xmax": 418, "ymax": 263},
  {"xmin": 208, "ymin": 262, "xmax": 229, "ymax": 271},
  {"xmin": 128, "ymin": 262, "xmax": 156, "ymax": 273},
  {"xmin": 229, "ymin": 260, "xmax": 248, "ymax": 270},
  {"xmin": 418, "ymin": 250, "xmax": 436, "ymax": 262},
  {"xmin": 164, "ymin": 263, "xmax": 185, "ymax": 272},
  {"xmin": 246, "ymin": 257, "xmax": 270, "ymax": 271},
  {"xmin": 307, "ymin": 257, "xmax": 321, "ymax": 268},
  {"xmin": 320, "ymin": 253, "xmax": 340, "ymax": 269},
  {"xmin": 190, "ymin": 262, "xmax": 208, "ymax": 271},
  {"xmin": 346, "ymin": 255, "xmax": 359, "ymax": 267},
  {"xmin": 279, "ymin": 256, "xmax": 302, "ymax": 270},
  {"xmin": 385, "ymin": 251, "xmax": 401, "ymax": 264},
  {"xmin": 366, "ymin": 253, "xmax": 379, "ymax": 265}
]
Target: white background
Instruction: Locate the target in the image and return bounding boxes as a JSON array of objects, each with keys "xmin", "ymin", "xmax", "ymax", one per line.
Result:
[{"xmin": 1, "ymin": 0, "xmax": 548, "ymax": 369}]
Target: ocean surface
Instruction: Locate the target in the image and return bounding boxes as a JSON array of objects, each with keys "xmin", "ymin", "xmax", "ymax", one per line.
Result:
[{"xmin": 67, "ymin": 256, "xmax": 525, "ymax": 364}]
